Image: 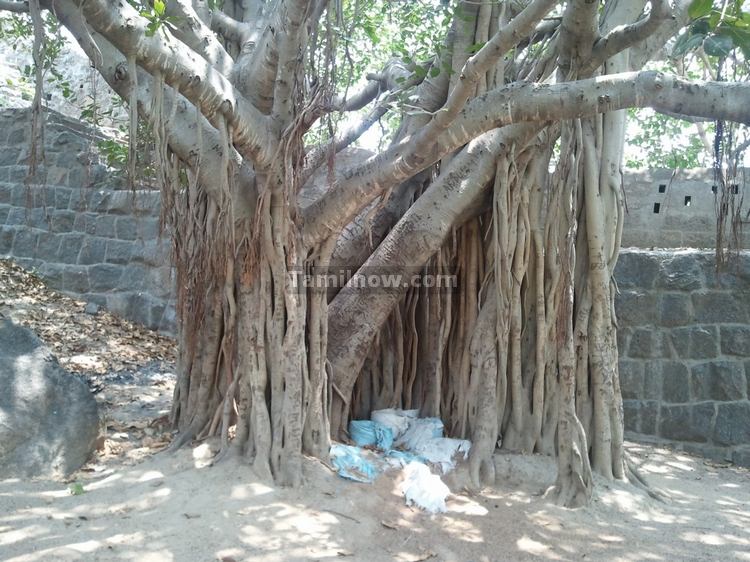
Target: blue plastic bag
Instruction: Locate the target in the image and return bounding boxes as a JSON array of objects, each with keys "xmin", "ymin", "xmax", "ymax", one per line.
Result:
[
  {"xmin": 330, "ymin": 444, "xmax": 378, "ymax": 483},
  {"xmin": 349, "ymin": 420, "xmax": 394, "ymax": 450}
]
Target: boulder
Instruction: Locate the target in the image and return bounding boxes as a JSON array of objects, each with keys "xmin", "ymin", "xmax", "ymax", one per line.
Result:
[{"xmin": 0, "ymin": 319, "xmax": 99, "ymax": 478}]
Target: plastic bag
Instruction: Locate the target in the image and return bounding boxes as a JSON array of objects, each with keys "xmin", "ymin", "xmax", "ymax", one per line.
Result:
[
  {"xmin": 330, "ymin": 444, "xmax": 379, "ymax": 483},
  {"xmin": 349, "ymin": 420, "xmax": 394, "ymax": 450},
  {"xmin": 399, "ymin": 461, "xmax": 450, "ymax": 514},
  {"xmin": 371, "ymin": 408, "xmax": 419, "ymax": 440},
  {"xmin": 414, "ymin": 437, "xmax": 471, "ymax": 474},
  {"xmin": 395, "ymin": 417, "xmax": 444, "ymax": 451},
  {"xmin": 385, "ymin": 449, "xmax": 426, "ymax": 469}
]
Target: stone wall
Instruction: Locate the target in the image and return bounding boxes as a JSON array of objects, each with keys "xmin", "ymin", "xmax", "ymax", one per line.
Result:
[
  {"xmin": 621, "ymin": 168, "xmax": 750, "ymax": 249},
  {"xmin": 0, "ymin": 108, "xmax": 174, "ymax": 332},
  {"xmin": 615, "ymin": 249, "xmax": 750, "ymax": 466}
]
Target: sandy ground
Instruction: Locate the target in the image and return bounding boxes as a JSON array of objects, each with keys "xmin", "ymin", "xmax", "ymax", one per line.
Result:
[
  {"xmin": 2, "ymin": 398, "xmax": 749, "ymax": 562},
  {"xmin": 2, "ymin": 262, "xmax": 750, "ymax": 562}
]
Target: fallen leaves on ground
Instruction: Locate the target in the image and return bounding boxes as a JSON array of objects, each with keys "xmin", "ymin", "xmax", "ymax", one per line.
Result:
[{"xmin": 0, "ymin": 258, "xmax": 176, "ymax": 373}]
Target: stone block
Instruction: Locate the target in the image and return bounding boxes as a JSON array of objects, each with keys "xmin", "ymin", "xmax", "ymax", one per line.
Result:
[
  {"xmin": 106, "ymin": 191, "xmax": 135, "ymax": 215},
  {"xmin": 54, "ymin": 187, "xmax": 72, "ymax": 210},
  {"xmin": 88, "ymin": 264, "xmax": 124, "ymax": 292},
  {"xmin": 643, "ymin": 361, "xmax": 663, "ymax": 399},
  {"xmin": 640, "ymin": 401, "xmax": 659, "ymax": 434},
  {"xmin": 62, "ymin": 265, "xmax": 90, "ymax": 294},
  {"xmin": 662, "ymin": 362, "xmax": 690, "ymax": 403},
  {"xmin": 115, "ymin": 216, "xmax": 138, "ymax": 241},
  {"xmin": 0, "ymin": 183, "xmax": 10, "ymax": 204},
  {"xmin": 619, "ymin": 360, "xmax": 644, "ymax": 400},
  {"xmin": 95, "ymin": 215, "xmax": 117, "ymax": 238},
  {"xmin": 56, "ymin": 233, "xmax": 85, "ymax": 264},
  {"xmin": 5, "ymin": 206, "xmax": 26, "ymax": 226},
  {"xmin": 118, "ymin": 263, "xmax": 148, "ymax": 290},
  {"xmin": 720, "ymin": 326, "xmax": 750, "ymax": 356},
  {"xmin": 137, "ymin": 217, "xmax": 160, "ymax": 240},
  {"xmin": 12, "ymin": 230, "xmax": 38, "ymax": 258},
  {"xmin": 72, "ymin": 212, "xmax": 97, "ymax": 235},
  {"xmin": 77, "ymin": 237, "xmax": 106, "ymax": 265},
  {"xmin": 713, "ymin": 402, "xmax": 750, "ymax": 446},
  {"xmin": 105, "ymin": 239, "xmax": 133, "ymax": 265},
  {"xmin": 36, "ymin": 232, "xmax": 61, "ymax": 258},
  {"xmin": 656, "ymin": 254, "xmax": 705, "ymax": 290},
  {"xmin": 615, "ymin": 290, "xmax": 658, "ymax": 326},
  {"xmin": 130, "ymin": 239, "xmax": 169, "ymax": 267},
  {"xmin": 52, "ymin": 131, "xmax": 86, "ymax": 151},
  {"xmin": 659, "ymin": 293, "xmax": 692, "ymax": 327},
  {"xmin": 614, "ymin": 252, "xmax": 659, "ymax": 289},
  {"xmin": 0, "ymin": 205, "xmax": 9, "ymax": 225},
  {"xmin": 692, "ymin": 292, "xmax": 748, "ymax": 324},
  {"xmin": 628, "ymin": 328, "xmax": 669, "ymax": 359},
  {"xmin": 670, "ymin": 326, "xmax": 718, "ymax": 360},
  {"xmin": 37, "ymin": 263, "xmax": 65, "ymax": 287},
  {"xmin": 691, "ymin": 361, "xmax": 746, "ymax": 402},
  {"xmin": 660, "ymin": 404, "xmax": 710, "ymax": 443},
  {"xmin": 0, "ymin": 228, "xmax": 15, "ymax": 254},
  {"xmin": 0, "ymin": 147, "xmax": 20, "ymax": 166},
  {"xmin": 50, "ymin": 210, "xmax": 76, "ymax": 233},
  {"xmin": 623, "ymin": 400, "xmax": 640, "ymax": 432}
]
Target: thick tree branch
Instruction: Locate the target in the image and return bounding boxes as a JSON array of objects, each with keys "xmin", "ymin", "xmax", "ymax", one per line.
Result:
[
  {"xmin": 583, "ymin": 0, "xmax": 671, "ymax": 74},
  {"xmin": 55, "ymin": 0, "xmax": 254, "ymax": 205},
  {"xmin": 209, "ymin": 9, "xmax": 248, "ymax": 44},
  {"xmin": 558, "ymin": 0, "xmax": 600, "ymax": 75},
  {"xmin": 68, "ymin": 0, "xmax": 277, "ymax": 168},
  {"xmin": 326, "ymin": 124, "xmax": 540, "ymax": 420},
  {"xmin": 165, "ymin": 0, "xmax": 234, "ymax": 76},
  {"xmin": 303, "ymin": 71, "xmax": 750, "ymax": 249}
]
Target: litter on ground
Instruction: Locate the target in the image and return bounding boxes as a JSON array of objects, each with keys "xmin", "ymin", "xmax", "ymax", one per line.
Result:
[{"xmin": 330, "ymin": 409, "xmax": 472, "ymax": 513}]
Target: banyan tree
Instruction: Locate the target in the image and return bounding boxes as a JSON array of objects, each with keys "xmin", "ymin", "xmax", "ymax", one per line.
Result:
[{"xmin": 5, "ymin": 0, "xmax": 750, "ymax": 506}]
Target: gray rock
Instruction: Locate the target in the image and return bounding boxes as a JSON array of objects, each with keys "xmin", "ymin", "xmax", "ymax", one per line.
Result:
[
  {"xmin": 659, "ymin": 293, "xmax": 692, "ymax": 327},
  {"xmin": 77, "ymin": 237, "xmax": 107, "ymax": 265},
  {"xmin": 720, "ymin": 326, "xmax": 750, "ymax": 356},
  {"xmin": 615, "ymin": 290, "xmax": 658, "ymax": 326},
  {"xmin": 614, "ymin": 252, "xmax": 660, "ymax": 289},
  {"xmin": 84, "ymin": 301, "xmax": 99, "ymax": 315},
  {"xmin": 713, "ymin": 402, "xmax": 750, "ymax": 446},
  {"xmin": 640, "ymin": 401, "xmax": 659, "ymax": 434},
  {"xmin": 88, "ymin": 263, "xmax": 123, "ymax": 292},
  {"xmin": 670, "ymin": 326, "xmax": 718, "ymax": 360},
  {"xmin": 619, "ymin": 360, "xmax": 644, "ymax": 400},
  {"xmin": 656, "ymin": 254, "xmax": 704, "ymax": 290},
  {"xmin": 659, "ymin": 404, "xmax": 710, "ymax": 443},
  {"xmin": 628, "ymin": 328, "xmax": 669, "ymax": 359},
  {"xmin": 0, "ymin": 319, "xmax": 99, "ymax": 478},
  {"xmin": 691, "ymin": 362, "xmax": 746, "ymax": 401},
  {"xmin": 661, "ymin": 362, "xmax": 690, "ymax": 403},
  {"xmin": 692, "ymin": 292, "xmax": 748, "ymax": 324}
]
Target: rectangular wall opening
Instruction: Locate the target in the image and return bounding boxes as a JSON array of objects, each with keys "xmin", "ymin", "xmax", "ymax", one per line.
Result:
[
  {"xmin": 658, "ymin": 184, "xmax": 667, "ymax": 193},
  {"xmin": 653, "ymin": 202, "xmax": 661, "ymax": 214},
  {"xmin": 684, "ymin": 196, "xmax": 692, "ymax": 206}
]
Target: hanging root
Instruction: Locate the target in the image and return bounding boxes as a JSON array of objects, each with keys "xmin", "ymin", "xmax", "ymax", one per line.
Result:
[{"xmin": 625, "ymin": 456, "xmax": 670, "ymax": 503}]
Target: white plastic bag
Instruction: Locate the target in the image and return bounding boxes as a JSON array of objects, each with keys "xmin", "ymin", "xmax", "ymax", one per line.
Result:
[
  {"xmin": 371, "ymin": 408, "xmax": 419, "ymax": 440},
  {"xmin": 399, "ymin": 461, "xmax": 450, "ymax": 514},
  {"xmin": 414, "ymin": 437, "xmax": 471, "ymax": 474},
  {"xmin": 395, "ymin": 417, "xmax": 444, "ymax": 450}
]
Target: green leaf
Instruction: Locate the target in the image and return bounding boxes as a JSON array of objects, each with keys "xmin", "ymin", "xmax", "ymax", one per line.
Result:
[
  {"xmin": 69, "ymin": 482, "xmax": 85, "ymax": 496},
  {"xmin": 154, "ymin": 0, "xmax": 166, "ymax": 16},
  {"xmin": 363, "ymin": 23, "xmax": 378, "ymax": 44},
  {"xmin": 672, "ymin": 32, "xmax": 706, "ymax": 56},
  {"xmin": 689, "ymin": 0, "xmax": 714, "ymax": 19},
  {"xmin": 703, "ymin": 34, "xmax": 734, "ymax": 56}
]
